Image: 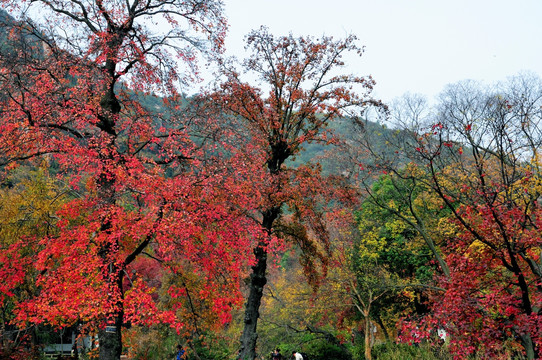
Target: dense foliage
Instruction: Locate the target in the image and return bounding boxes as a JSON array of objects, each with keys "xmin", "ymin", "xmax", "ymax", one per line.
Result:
[{"xmin": 1, "ymin": 3, "xmax": 542, "ymax": 360}]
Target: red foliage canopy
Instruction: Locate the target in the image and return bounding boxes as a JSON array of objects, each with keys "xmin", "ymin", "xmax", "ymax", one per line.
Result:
[{"xmin": 0, "ymin": 2, "xmax": 261, "ymax": 358}]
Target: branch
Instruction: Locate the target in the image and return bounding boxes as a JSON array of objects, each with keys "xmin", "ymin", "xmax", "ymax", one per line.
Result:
[{"xmin": 124, "ymin": 204, "xmax": 163, "ymax": 266}]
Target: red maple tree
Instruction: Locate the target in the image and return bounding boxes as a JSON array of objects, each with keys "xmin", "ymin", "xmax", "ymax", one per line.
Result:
[
  {"xmin": 211, "ymin": 27, "xmax": 384, "ymax": 360},
  {"xmin": 0, "ymin": 2, "xmax": 261, "ymax": 360}
]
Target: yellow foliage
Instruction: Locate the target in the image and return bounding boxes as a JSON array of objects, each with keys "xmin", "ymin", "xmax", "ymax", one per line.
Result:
[
  {"xmin": 466, "ymin": 239, "xmax": 489, "ymax": 256},
  {"xmin": 384, "ymin": 219, "xmax": 408, "ymax": 238},
  {"xmin": 437, "ymin": 217, "xmax": 459, "ymax": 238},
  {"xmin": 0, "ymin": 167, "xmax": 69, "ymax": 245}
]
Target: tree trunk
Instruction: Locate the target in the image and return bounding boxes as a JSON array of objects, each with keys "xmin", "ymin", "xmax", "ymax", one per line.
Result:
[
  {"xmin": 238, "ymin": 242, "xmax": 267, "ymax": 360},
  {"xmin": 97, "ymin": 59, "xmax": 122, "ymax": 359},
  {"xmin": 98, "ymin": 320, "xmax": 122, "ymax": 360},
  {"xmin": 520, "ymin": 332, "xmax": 536, "ymax": 360},
  {"xmin": 96, "ymin": 159, "xmax": 122, "ymax": 360},
  {"xmin": 97, "ymin": 263, "xmax": 125, "ymax": 360},
  {"xmin": 508, "ymin": 253, "xmax": 539, "ymax": 359},
  {"xmin": 364, "ymin": 313, "xmax": 372, "ymax": 360},
  {"xmin": 239, "ymin": 207, "xmax": 280, "ymax": 360},
  {"xmin": 375, "ymin": 313, "xmax": 389, "ymax": 343}
]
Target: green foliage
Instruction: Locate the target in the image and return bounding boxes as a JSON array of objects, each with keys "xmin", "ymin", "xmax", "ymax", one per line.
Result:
[
  {"xmin": 0, "ymin": 9, "xmax": 45, "ymax": 62},
  {"xmin": 354, "ymin": 174, "xmax": 438, "ymax": 282},
  {"xmin": 0, "ymin": 166, "xmax": 71, "ymax": 243},
  {"xmin": 303, "ymin": 340, "xmax": 351, "ymax": 360},
  {"xmin": 371, "ymin": 342, "xmax": 450, "ymax": 360},
  {"xmin": 125, "ymin": 325, "xmax": 238, "ymax": 360},
  {"xmin": 189, "ymin": 332, "xmax": 236, "ymax": 360},
  {"xmin": 271, "ymin": 335, "xmax": 351, "ymax": 360},
  {"xmin": 124, "ymin": 325, "xmax": 177, "ymax": 360}
]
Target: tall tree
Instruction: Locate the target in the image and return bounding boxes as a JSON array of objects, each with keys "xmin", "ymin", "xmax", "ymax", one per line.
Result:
[
  {"xmin": 0, "ymin": 2, "xmax": 258, "ymax": 360},
  {"xmin": 213, "ymin": 27, "xmax": 383, "ymax": 360}
]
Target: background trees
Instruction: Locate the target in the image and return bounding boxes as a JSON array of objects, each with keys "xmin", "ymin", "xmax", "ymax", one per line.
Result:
[
  {"xmin": 353, "ymin": 73, "xmax": 542, "ymax": 359},
  {"xmin": 0, "ymin": 167, "xmax": 71, "ymax": 359},
  {"xmin": 421, "ymin": 75, "xmax": 542, "ymax": 359}
]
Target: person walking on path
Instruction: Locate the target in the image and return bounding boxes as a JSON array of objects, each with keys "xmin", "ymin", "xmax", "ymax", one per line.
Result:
[{"xmin": 271, "ymin": 348, "xmax": 283, "ymax": 360}]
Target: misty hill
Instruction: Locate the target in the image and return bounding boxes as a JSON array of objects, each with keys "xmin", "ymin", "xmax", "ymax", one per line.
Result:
[{"xmin": 0, "ymin": 9, "xmax": 400, "ymax": 179}]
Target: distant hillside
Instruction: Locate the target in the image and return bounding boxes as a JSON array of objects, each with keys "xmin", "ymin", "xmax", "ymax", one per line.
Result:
[
  {"xmin": 289, "ymin": 116, "xmax": 403, "ymax": 177},
  {"xmin": 0, "ymin": 10, "xmax": 398, "ymax": 179}
]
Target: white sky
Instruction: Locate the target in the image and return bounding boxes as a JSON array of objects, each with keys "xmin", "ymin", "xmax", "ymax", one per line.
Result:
[{"xmin": 220, "ymin": 0, "xmax": 542, "ymax": 105}]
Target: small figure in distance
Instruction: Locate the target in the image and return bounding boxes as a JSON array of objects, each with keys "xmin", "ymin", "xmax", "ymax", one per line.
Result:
[
  {"xmin": 292, "ymin": 351, "xmax": 303, "ymax": 360},
  {"xmin": 271, "ymin": 348, "xmax": 283, "ymax": 360},
  {"xmin": 176, "ymin": 345, "xmax": 186, "ymax": 360}
]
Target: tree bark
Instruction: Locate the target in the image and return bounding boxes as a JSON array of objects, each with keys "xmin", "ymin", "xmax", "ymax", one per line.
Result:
[
  {"xmin": 97, "ymin": 255, "xmax": 126, "ymax": 360},
  {"xmin": 375, "ymin": 313, "xmax": 389, "ymax": 343},
  {"xmin": 239, "ymin": 206, "xmax": 280, "ymax": 360},
  {"xmin": 98, "ymin": 320, "xmax": 122, "ymax": 360},
  {"xmin": 520, "ymin": 333, "xmax": 536, "ymax": 360},
  {"xmin": 238, "ymin": 242, "xmax": 267, "ymax": 360},
  {"xmin": 364, "ymin": 312, "xmax": 372, "ymax": 360},
  {"xmin": 96, "ymin": 54, "xmax": 123, "ymax": 359}
]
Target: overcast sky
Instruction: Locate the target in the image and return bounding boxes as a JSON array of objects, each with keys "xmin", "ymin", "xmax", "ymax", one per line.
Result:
[{"xmin": 220, "ymin": 0, "xmax": 542, "ymax": 105}]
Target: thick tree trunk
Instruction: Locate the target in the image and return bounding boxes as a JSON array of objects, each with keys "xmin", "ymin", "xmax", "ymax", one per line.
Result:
[
  {"xmin": 97, "ymin": 263, "xmax": 124, "ymax": 360},
  {"xmin": 239, "ymin": 207, "xmax": 280, "ymax": 360},
  {"xmin": 520, "ymin": 333, "xmax": 536, "ymax": 360},
  {"xmin": 98, "ymin": 318, "xmax": 122, "ymax": 360},
  {"xmin": 238, "ymin": 242, "xmax": 267, "ymax": 360},
  {"xmin": 96, "ymin": 155, "xmax": 122, "ymax": 360},
  {"xmin": 97, "ymin": 63, "xmax": 122, "ymax": 360}
]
